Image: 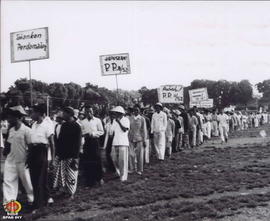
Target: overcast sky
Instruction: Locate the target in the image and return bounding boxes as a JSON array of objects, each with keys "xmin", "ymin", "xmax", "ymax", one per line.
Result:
[{"xmin": 1, "ymin": 1, "xmax": 270, "ymax": 92}]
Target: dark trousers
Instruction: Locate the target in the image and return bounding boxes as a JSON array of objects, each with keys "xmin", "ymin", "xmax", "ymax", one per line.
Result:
[
  {"xmin": 105, "ymin": 136, "xmax": 116, "ymax": 173},
  {"xmin": 28, "ymin": 144, "xmax": 49, "ymax": 209},
  {"xmin": 83, "ymin": 137, "xmax": 103, "ymax": 186}
]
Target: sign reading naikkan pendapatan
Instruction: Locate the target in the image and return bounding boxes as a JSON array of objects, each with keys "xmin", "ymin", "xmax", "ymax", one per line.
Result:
[{"xmin": 10, "ymin": 27, "xmax": 49, "ymax": 63}]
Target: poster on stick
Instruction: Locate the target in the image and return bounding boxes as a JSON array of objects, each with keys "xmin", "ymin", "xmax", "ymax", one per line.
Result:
[
  {"xmin": 189, "ymin": 88, "xmax": 208, "ymax": 102},
  {"xmin": 190, "ymin": 98, "xmax": 214, "ymax": 108},
  {"xmin": 158, "ymin": 85, "xmax": 184, "ymax": 103},
  {"xmin": 100, "ymin": 53, "xmax": 131, "ymax": 76},
  {"xmin": 10, "ymin": 27, "xmax": 49, "ymax": 63}
]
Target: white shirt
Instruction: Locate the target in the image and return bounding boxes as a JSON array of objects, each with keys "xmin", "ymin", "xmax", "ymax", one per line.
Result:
[
  {"xmin": 80, "ymin": 116, "xmax": 104, "ymax": 138},
  {"xmin": 111, "ymin": 117, "xmax": 130, "ymax": 146},
  {"xmin": 7, "ymin": 124, "xmax": 31, "ymax": 163},
  {"xmin": 217, "ymin": 114, "xmax": 229, "ymax": 126},
  {"xmin": 151, "ymin": 111, "xmax": 167, "ymax": 133},
  {"xmin": 31, "ymin": 119, "xmax": 54, "ymax": 144}
]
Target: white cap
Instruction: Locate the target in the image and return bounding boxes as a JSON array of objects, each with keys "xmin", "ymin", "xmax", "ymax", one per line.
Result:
[{"xmin": 111, "ymin": 106, "xmax": 125, "ymax": 114}]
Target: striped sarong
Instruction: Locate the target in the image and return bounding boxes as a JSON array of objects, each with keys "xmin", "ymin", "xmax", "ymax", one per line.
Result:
[{"xmin": 53, "ymin": 156, "xmax": 79, "ymax": 195}]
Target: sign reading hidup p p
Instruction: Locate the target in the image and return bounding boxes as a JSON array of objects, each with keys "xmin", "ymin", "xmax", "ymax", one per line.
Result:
[
  {"xmin": 10, "ymin": 27, "xmax": 49, "ymax": 63},
  {"xmin": 100, "ymin": 53, "xmax": 131, "ymax": 76},
  {"xmin": 158, "ymin": 85, "xmax": 184, "ymax": 103}
]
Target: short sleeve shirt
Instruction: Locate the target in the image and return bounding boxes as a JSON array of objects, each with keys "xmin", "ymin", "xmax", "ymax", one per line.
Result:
[
  {"xmin": 7, "ymin": 124, "xmax": 31, "ymax": 163},
  {"xmin": 111, "ymin": 117, "xmax": 130, "ymax": 146},
  {"xmin": 31, "ymin": 119, "xmax": 54, "ymax": 144}
]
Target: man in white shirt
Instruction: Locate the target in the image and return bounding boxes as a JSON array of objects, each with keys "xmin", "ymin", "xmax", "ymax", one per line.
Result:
[
  {"xmin": 217, "ymin": 109, "xmax": 229, "ymax": 144},
  {"xmin": 151, "ymin": 103, "xmax": 167, "ymax": 161},
  {"xmin": 3, "ymin": 106, "xmax": 34, "ymax": 205},
  {"xmin": 110, "ymin": 106, "xmax": 130, "ymax": 182},
  {"xmin": 28, "ymin": 104, "xmax": 55, "ymax": 213},
  {"xmin": 80, "ymin": 106, "xmax": 104, "ymax": 187}
]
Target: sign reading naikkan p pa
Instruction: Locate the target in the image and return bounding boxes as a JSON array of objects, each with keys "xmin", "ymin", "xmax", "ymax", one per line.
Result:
[{"xmin": 10, "ymin": 27, "xmax": 49, "ymax": 63}]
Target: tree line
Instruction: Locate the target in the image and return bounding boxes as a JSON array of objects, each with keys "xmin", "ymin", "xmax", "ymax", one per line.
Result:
[{"xmin": 1, "ymin": 78, "xmax": 269, "ymax": 110}]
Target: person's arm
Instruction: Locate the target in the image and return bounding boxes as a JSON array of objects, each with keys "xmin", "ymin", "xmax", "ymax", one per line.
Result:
[
  {"xmin": 48, "ymin": 135, "xmax": 55, "ymax": 163},
  {"xmin": 150, "ymin": 115, "xmax": 154, "ymax": 134},
  {"xmin": 142, "ymin": 118, "xmax": 147, "ymax": 147},
  {"xmin": 163, "ymin": 113, "xmax": 168, "ymax": 131},
  {"xmin": 74, "ymin": 125, "xmax": 82, "ymax": 158},
  {"xmin": 116, "ymin": 118, "xmax": 129, "ymax": 132},
  {"xmin": 92, "ymin": 119, "xmax": 104, "ymax": 137}
]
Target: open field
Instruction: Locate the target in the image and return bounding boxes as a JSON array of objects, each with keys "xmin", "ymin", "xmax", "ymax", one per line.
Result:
[{"xmin": 2, "ymin": 125, "xmax": 270, "ymax": 221}]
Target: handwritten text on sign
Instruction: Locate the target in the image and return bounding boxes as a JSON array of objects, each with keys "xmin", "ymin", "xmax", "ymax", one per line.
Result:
[
  {"xmin": 100, "ymin": 53, "xmax": 131, "ymax": 76},
  {"xmin": 158, "ymin": 85, "xmax": 184, "ymax": 103},
  {"xmin": 189, "ymin": 88, "xmax": 208, "ymax": 102},
  {"xmin": 10, "ymin": 27, "xmax": 49, "ymax": 63}
]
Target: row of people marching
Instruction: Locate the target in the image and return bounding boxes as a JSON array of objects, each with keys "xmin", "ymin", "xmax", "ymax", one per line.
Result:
[{"xmin": 1, "ymin": 103, "xmax": 269, "ymax": 214}]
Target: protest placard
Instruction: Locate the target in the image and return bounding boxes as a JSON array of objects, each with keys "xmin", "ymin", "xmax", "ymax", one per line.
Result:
[
  {"xmin": 158, "ymin": 85, "xmax": 184, "ymax": 103},
  {"xmin": 100, "ymin": 53, "xmax": 131, "ymax": 76},
  {"xmin": 189, "ymin": 88, "xmax": 208, "ymax": 102},
  {"xmin": 10, "ymin": 27, "xmax": 49, "ymax": 63},
  {"xmin": 190, "ymin": 98, "xmax": 213, "ymax": 108}
]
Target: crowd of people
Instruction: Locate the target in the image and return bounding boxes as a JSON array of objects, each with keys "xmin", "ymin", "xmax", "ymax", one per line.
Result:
[{"xmin": 0, "ymin": 102, "xmax": 269, "ymax": 214}]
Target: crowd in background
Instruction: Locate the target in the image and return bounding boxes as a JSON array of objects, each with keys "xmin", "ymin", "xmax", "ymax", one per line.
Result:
[{"xmin": 0, "ymin": 102, "xmax": 269, "ymax": 214}]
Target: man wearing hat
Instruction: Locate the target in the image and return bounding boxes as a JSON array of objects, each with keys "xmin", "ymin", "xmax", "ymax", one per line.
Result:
[
  {"xmin": 110, "ymin": 106, "xmax": 130, "ymax": 181},
  {"xmin": 80, "ymin": 106, "xmax": 104, "ymax": 187},
  {"xmin": 3, "ymin": 106, "xmax": 34, "ymax": 205},
  {"xmin": 52, "ymin": 107, "xmax": 82, "ymax": 199},
  {"xmin": 28, "ymin": 103, "xmax": 55, "ymax": 213},
  {"xmin": 151, "ymin": 103, "xmax": 167, "ymax": 161}
]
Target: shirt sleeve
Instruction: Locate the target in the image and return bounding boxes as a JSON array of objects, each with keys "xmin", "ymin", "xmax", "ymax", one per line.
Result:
[
  {"xmin": 25, "ymin": 127, "xmax": 32, "ymax": 145},
  {"xmin": 46, "ymin": 123, "xmax": 54, "ymax": 138}
]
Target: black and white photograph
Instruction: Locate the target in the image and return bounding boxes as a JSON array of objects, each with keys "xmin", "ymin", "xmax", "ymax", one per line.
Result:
[{"xmin": 1, "ymin": 1, "xmax": 270, "ymax": 220}]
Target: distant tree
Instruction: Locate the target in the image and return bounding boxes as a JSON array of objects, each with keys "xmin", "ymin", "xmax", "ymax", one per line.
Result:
[
  {"xmin": 138, "ymin": 86, "xmax": 158, "ymax": 106},
  {"xmin": 257, "ymin": 79, "xmax": 270, "ymax": 100}
]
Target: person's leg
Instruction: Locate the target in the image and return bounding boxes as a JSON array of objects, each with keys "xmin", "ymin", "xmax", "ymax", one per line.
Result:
[
  {"xmin": 128, "ymin": 142, "xmax": 136, "ymax": 173},
  {"xmin": 106, "ymin": 137, "xmax": 115, "ymax": 172},
  {"xmin": 29, "ymin": 146, "xmax": 48, "ymax": 209},
  {"xmin": 119, "ymin": 146, "xmax": 128, "ymax": 181},
  {"xmin": 64, "ymin": 159, "xmax": 79, "ymax": 196},
  {"xmin": 159, "ymin": 132, "xmax": 166, "ymax": 160},
  {"xmin": 3, "ymin": 161, "xmax": 18, "ymax": 204},
  {"xmin": 144, "ymin": 138, "xmax": 150, "ymax": 164},
  {"xmin": 52, "ymin": 156, "xmax": 64, "ymax": 190},
  {"xmin": 136, "ymin": 141, "xmax": 144, "ymax": 173},
  {"xmin": 224, "ymin": 125, "xmax": 228, "ymax": 142},
  {"xmin": 17, "ymin": 163, "xmax": 34, "ymax": 203},
  {"xmin": 192, "ymin": 126, "xmax": 197, "ymax": 147},
  {"xmin": 219, "ymin": 125, "xmax": 225, "ymax": 142},
  {"xmin": 153, "ymin": 133, "xmax": 160, "ymax": 159},
  {"xmin": 111, "ymin": 146, "xmax": 120, "ymax": 176}
]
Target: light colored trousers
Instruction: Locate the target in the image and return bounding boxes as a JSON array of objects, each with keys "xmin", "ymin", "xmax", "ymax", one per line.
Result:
[
  {"xmin": 111, "ymin": 146, "xmax": 129, "ymax": 181},
  {"xmin": 129, "ymin": 141, "xmax": 144, "ymax": 173},
  {"xmin": 165, "ymin": 136, "xmax": 173, "ymax": 157},
  {"xmin": 3, "ymin": 160, "xmax": 34, "ymax": 204},
  {"xmin": 144, "ymin": 139, "xmax": 150, "ymax": 164},
  {"xmin": 153, "ymin": 132, "xmax": 166, "ymax": 160},
  {"xmin": 191, "ymin": 125, "xmax": 197, "ymax": 147},
  {"xmin": 212, "ymin": 121, "xmax": 219, "ymax": 137},
  {"xmin": 219, "ymin": 124, "xmax": 228, "ymax": 142},
  {"xmin": 205, "ymin": 122, "xmax": 212, "ymax": 139}
]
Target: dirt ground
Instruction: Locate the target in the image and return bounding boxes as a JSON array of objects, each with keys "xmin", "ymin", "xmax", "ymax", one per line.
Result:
[{"xmin": 2, "ymin": 125, "xmax": 270, "ymax": 221}]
